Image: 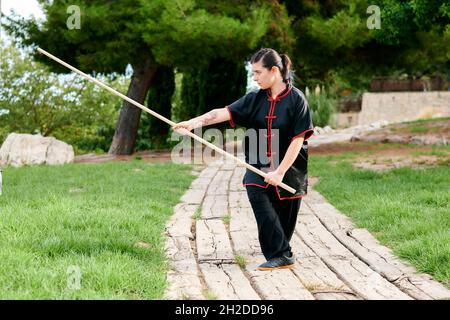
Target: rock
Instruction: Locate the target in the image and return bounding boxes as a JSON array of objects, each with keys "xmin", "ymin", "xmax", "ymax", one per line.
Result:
[
  {"xmin": 364, "ymin": 135, "xmax": 384, "ymax": 143},
  {"xmin": 410, "ymin": 136, "xmax": 446, "ymax": 145},
  {"xmin": 0, "ymin": 133, "xmax": 74, "ymax": 167},
  {"xmin": 369, "ymin": 121, "xmax": 382, "ymax": 129},
  {"xmin": 385, "ymin": 135, "xmax": 408, "ymax": 144},
  {"xmin": 315, "ymin": 127, "xmax": 325, "ymax": 135},
  {"xmin": 350, "ymin": 135, "xmax": 361, "ymax": 142},
  {"xmin": 369, "ymin": 120, "xmax": 389, "ymax": 129},
  {"xmin": 323, "ymin": 126, "xmax": 334, "ymax": 133}
]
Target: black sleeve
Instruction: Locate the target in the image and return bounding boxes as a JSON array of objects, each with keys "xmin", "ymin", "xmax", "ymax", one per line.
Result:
[
  {"xmin": 226, "ymin": 92, "xmax": 257, "ymax": 128},
  {"xmin": 291, "ymin": 95, "xmax": 314, "ymax": 141}
]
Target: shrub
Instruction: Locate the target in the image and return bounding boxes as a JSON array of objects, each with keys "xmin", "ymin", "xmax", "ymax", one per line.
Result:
[{"xmin": 307, "ymin": 87, "xmax": 336, "ymax": 127}]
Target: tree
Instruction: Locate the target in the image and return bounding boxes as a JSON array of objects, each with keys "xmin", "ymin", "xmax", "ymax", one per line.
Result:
[
  {"xmin": 0, "ymin": 41, "xmax": 127, "ymax": 153},
  {"xmin": 177, "ymin": 0, "xmax": 294, "ymax": 128},
  {"xmin": 373, "ymin": 0, "xmax": 450, "ymax": 77},
  {"xmin": 6, "ymin": 0, "xmax": 272, "ymax": 154},
  {"xmin": 5, "ymin": 0, "xmax": 158, "ymax": 155},
  {"xmin": 135, "ymin": 66, "xmax": 175, "ymax": 151},
  {"xmin": 282, "ymin": 0, "xmax": 449, "ymax": 91}
]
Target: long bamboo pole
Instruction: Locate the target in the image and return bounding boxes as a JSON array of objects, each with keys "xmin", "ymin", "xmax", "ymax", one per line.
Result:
[{"xmin": 37, "ymin": 47, "xmax": 296, "ymax": 194}]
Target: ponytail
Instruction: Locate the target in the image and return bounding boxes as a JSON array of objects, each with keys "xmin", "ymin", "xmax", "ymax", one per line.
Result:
[
  {"xmin": 280, "ymin": 54, "xmax": 292, "ymax": 83},
  {"xmin": 251, "ymin": 48, "xmax": 294, "ymax": 84}
]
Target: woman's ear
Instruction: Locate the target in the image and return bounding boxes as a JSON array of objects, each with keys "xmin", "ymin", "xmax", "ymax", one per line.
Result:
[{"xmin": 271, "ymin": 66, "xmax": 281, "ymax": 75}]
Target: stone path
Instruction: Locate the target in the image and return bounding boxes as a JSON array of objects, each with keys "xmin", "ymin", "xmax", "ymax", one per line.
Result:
[{"xmin": 164, "ymin": 157, "xmax": 450, "ymax": 300}]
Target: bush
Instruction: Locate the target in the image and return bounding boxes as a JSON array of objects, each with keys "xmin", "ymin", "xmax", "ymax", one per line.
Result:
[{"xmin": 307, "ymin": 88, "xmax": 336, "ymax": 127}]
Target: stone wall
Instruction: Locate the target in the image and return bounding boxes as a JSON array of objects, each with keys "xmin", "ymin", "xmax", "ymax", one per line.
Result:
[
  {"xmin": 358, "ymin": 91, "xmax": 450, "ymax": 125},
  {"xmin": 333, "ymin": 112, "xmax": 360, "ymax": 128}
]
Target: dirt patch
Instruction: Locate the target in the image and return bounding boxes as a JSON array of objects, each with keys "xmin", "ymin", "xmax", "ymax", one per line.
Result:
[
  {"xmin": 74, "ymin": 149, "xmax": 173, "ymax": 164},
  {"xmin": 353, "ymin": 118, "xmax": 449, "ymax": 145},
  {"xmin": 309, "ymin": 176, "xmax": 320, "ymax": 186},
  {"xmin": 318, "ymin": 142, "xmax": 450, "ymax": 171},
  {"xmin": 386, "ymin": 118, "xmax": 450, "ymax": 136},
  {"xmin": 352, "ymin": 155, "xmax": 445, "ymax": 172},
  {"xmin": 310, "ymin": 141, "xmax": 385, "ymax": 156},
  {"xmin": 74, "ymin": 148, "xmax": 227, "ymax": 165}
]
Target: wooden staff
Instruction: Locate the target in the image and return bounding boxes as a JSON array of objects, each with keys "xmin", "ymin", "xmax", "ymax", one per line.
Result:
[{"xmin": 37, "ymin": 47, "xmax": 296, "ymax": 194}]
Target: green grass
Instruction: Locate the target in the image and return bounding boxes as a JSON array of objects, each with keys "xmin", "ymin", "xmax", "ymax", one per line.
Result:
[
  {"xmin": 222, "ymin": 214, "xmax": 231, "ymax": 225},
  {"xmin": 234, "ymin": 255, "xmax": 247, "ymax": 270},
  {"xmin": 310, "ymin": 151, "xmax": 450, "ymax": 288},
  {"xmin": 386, "ymin": 117, "xmax": 450, "ymax": 135},
  {"xmin": 193, "ymin": 208, "xmax": 202, "ymax": 220},
  {"xmin": 203, "ymin": 290, "xmax": 218, "ymax": 300},
  {"xmin": 409, "ymin": 125, "xmax": 429, "ymax": 134},
  {"xmin": 0, "ymin": 160, "xmax": 195, "ymax": 299},
  {"xmin": 401, "ymin": 116, "xmax": 450, "ymax": 125},
  {"xmin": 411, "ymin": 145, "xmax": 450, "ymax": 158}
]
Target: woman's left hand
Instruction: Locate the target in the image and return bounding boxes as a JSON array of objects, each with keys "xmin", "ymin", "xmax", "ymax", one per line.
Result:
[{"xmin": 264, "ymin": 169, "xmax": 285, "ymax": 187}]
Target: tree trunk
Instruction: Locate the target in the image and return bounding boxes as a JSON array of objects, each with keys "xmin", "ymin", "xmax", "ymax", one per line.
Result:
[
  {"xmin": 146, "ymin": 66, "xmax": 175, "ymax": 148},
  {"xmin": 108, "ymin": 57, "xmax": 158, "ymax": 155}
]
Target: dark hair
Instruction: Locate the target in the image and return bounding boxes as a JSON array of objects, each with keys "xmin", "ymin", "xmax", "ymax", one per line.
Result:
[{"xmin": 250, "ymin": 48, "xmax": 293, "ymax": 83}]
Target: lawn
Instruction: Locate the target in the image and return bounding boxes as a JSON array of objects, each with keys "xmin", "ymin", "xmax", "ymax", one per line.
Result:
[
  {"xmin": 0, "ymin": 160, "xmax": 195, "ymax": 299},
  {"xmin": 382, "ymin": 116, "xmax": 450, "ymax": 135},
  {"xmin": 310, "ymin": 143, "xmax": 450, "ymax": 288}
]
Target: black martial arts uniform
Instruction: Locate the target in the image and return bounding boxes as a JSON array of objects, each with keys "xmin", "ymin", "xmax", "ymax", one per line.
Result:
[{"xmin": 226, "ymin": 82, "xmax": 314, "ymax": 261}]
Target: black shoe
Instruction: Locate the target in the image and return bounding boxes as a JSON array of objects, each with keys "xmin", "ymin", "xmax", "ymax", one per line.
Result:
[{"xmin": 257, "ymin": 253, "xmax": 295, "ymax": 271}]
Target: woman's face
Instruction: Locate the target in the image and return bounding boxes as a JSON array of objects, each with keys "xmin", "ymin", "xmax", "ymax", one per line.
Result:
[{"xmin": 252, "ymin": 60, "xmax": 277, "ymax": 89}]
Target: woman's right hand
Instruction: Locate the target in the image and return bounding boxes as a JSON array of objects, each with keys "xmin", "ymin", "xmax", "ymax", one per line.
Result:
[{"xmin": 172, "ymin": 120, "xmax": 195, "ymax": 135}]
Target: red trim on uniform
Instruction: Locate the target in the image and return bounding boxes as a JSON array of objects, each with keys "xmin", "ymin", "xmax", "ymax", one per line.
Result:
[
  {"xmin": 243, "ymin": 182, "xmax": 270, "ymax": 188},
  {"xmin": 267, "ymin": 84, "xmax": 292, "ymax": 102},
  {"xmin": 275, "ymin": 186, "xmax": 306, "ymax": 200},
  {"xmin": 243, "ymin": 183, "xmax": 306, "ymax": 200},
  {"xmin": 243, "ymin": 84, "xmax": 302, "ymax": 201},
  {"xmin": 291, "ymin": 128, "xmax": 314, "ymax": 142},
  {"xmin": 265, "ymin": 101, "xmax": 274, "ymax": 163},
  {"xmin": 278, "ymin": 86, "xmax": 292, "ymax": 100},
  {"xmin": 225, "ymin": 106, "xmax": 235, "ymax": 129},
  {"xmin": 265, "ymin": 84, "xmax": 293, "ymax": 169}
]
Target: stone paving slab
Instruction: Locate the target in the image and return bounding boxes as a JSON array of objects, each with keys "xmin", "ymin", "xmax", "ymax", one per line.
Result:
[
  {"xmin": 201, "ymin": 195, "xmax": 229, "ymax": 219},
  {"xmin": 165, "ymin": 158, "xmax": 450, "ymax": 300},
  {"xmin": 196, "ymin": 219, "xmax": 234, "ymax": 262},
  {"xmin": 306, "ymin": 189, "xmax": 450, "ymax": 300},
  {"xmin": 199, "ymin": 263, "xmax": 260, "ymax": 300}
]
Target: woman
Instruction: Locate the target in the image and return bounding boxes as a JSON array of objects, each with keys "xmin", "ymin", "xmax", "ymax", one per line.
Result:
[{"xmin": 173, "ymin": 48, "xmax": 314, "ymax": 270}]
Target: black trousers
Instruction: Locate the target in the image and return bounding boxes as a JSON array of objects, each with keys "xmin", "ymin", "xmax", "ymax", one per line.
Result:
[{"xmin": 246, "ymin": 185, "xmax": 301, "ymax": 261}]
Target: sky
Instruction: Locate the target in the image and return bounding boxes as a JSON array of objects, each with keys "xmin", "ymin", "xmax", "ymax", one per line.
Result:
[
  {"xmin": 1, "ymin": 0, "xmax": 44, "ymax": 19},
  {"xmin": 1, "ymin": 0, "xmax": 44, "ymax": 42}
]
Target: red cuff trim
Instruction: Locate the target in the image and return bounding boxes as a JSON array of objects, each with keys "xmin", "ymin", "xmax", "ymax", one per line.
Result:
[
  {"xmin": 226, "ymin": 106, "xmax": 235, "ymax": 129},
  {"xmin": 291, "ymin": 129, "xmax": 314, "ymax": 142}
]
